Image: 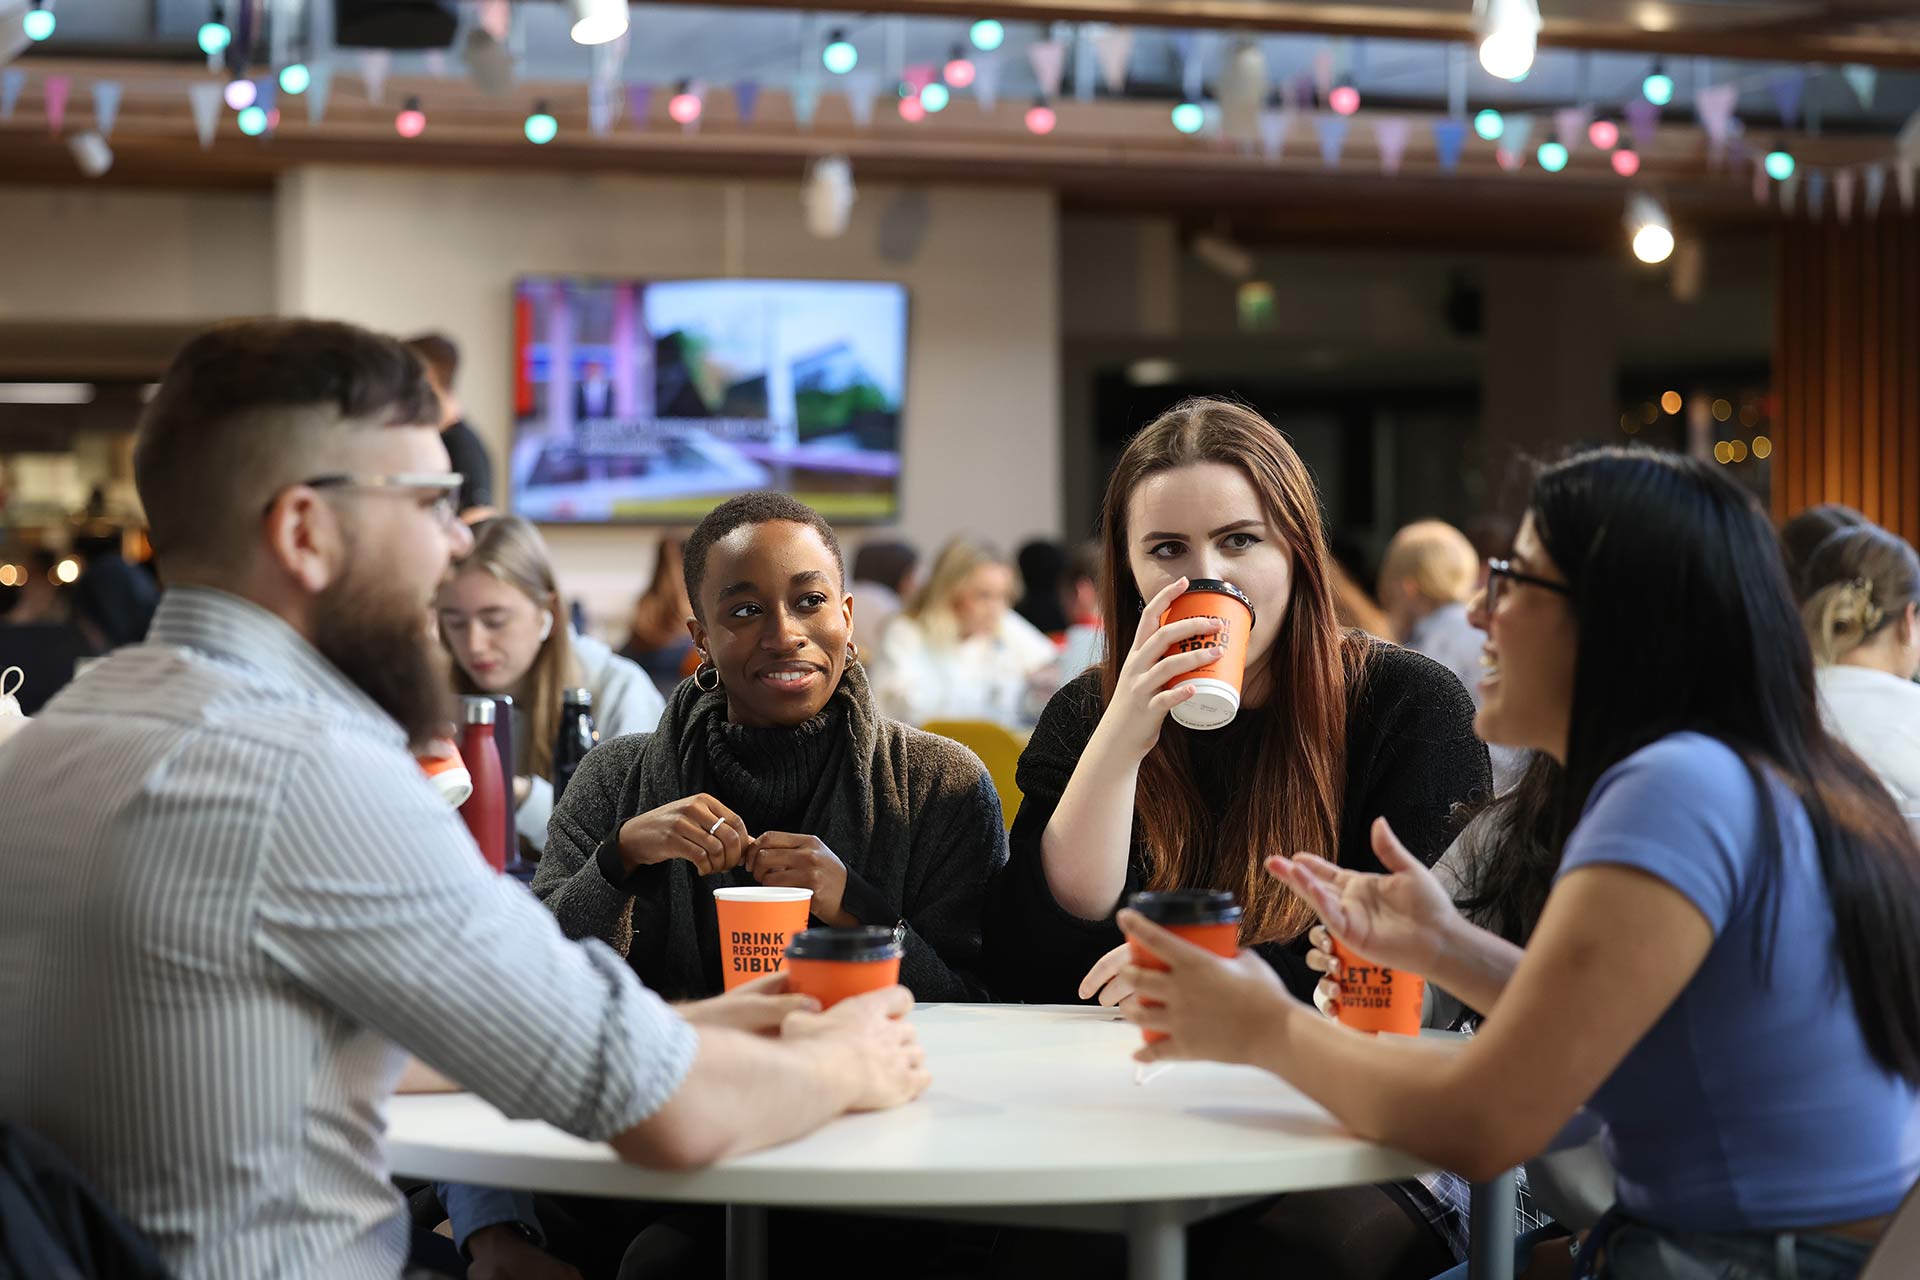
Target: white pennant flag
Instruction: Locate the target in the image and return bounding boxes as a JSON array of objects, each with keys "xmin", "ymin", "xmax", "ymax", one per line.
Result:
[
  {"xmin": 1258, "ymin": 106, "xmax": 1291, "ymax": 160},
  {"xmin": 1092, "ymin": 27, "xmax": 1132, "ymax": 94},
  {"xmin": 1864, "ymin": 164, "xmax": 1887, "ymax": 217},
  {"xmin": 189, "ymin": 81, "xmax": 222, "ymax": 148},
  {"xmin": 1027, "ymin": 40, "xmax": 1066, "ymax": 100},
  {"xmin": 589, "ymin": 82, "xmax": 614, "ymax": 135},
  {"xmin": 1181, "ymin": 33, "xmax": 1216, "ymax": 103},
  {"xmin": 92, "ymin": 81, "xmax": 123, "ymax": 139},
  {"xmin": 1834, "ymin": 169, "xmax": 1856, "ymax": 223},
  {"xmin": 1842, "ymin": 64, "xmax": 1877, "ymax": 110},
  {"xmin": 1898, "ymin": 163, "xmax": 1917, "ymax": 213},
  {"xmin": 1780, "ymin": 172, "xmax": 1800, "ymax": 216},
  {"xmin": 972, "ymin": 53, "xmax": 1001, "ymax": 112},
  {"xmin": 307, "ymin": 62, "xmax": 333, "ymax": 125},
  {"xmin": 844, "ymin": 73, "xmax": 875, "ymax": 127},
  {"xmin": 360, "ymin": 50, "xmax": 389, "ymax": 104}
]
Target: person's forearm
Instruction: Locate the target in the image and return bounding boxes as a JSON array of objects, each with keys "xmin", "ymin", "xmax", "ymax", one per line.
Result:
[
  {"xmin": 1039, "ymin": 726, "xmax": 1142, "ymax": 919},
  {"xmin": 1425, "ymin": 916, "xmax": 1525, "ymax": 1017},
  {"xmin": 397, "ymin": 1057, "xmax": 462, "ymax": 1093}
]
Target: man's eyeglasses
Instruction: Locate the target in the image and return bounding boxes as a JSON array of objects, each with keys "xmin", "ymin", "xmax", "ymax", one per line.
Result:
[
  {"xmin": 1485, "ymin": 558, "xmax": 1572, "ymax": 614},
  {"xmin": 268, "ymin": 473, "xmax": 464, "ymax": 529}
]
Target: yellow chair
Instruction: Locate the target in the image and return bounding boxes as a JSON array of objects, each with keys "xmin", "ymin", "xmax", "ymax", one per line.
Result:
[{"xmin": 922, "ymin": 719, "xmax": 1026, "ymax": 830}]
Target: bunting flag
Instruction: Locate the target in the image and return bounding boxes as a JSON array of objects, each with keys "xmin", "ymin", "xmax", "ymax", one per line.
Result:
[
  {"xmin": 1315, "ymin": 114, "xmax": 1348, "ymax": 167},
  {"xmin": 1807, "ymin": 169, "xmax": 1828, "ymax": 219},
  {"xmin": 189, "ymin": 80, "xmax": 222, "ymax": 148},
  {"xmin": 1496, "ymin": 112, "xmax": 1534, "ymax": 165},
  {"xmin": 307, "ymin": 62, "xmax": 333, "ymax": 125},
  {"xmin": 1834, "ymin": 169, "xmax": 1855, "ymax": 223},
  {"xmin": 1694, "ymin": 83, "xmax": 1738, "ymax": 154},
  {"xmin": 361, "ymin": 50, "xmax": 390, "ymax": 104},
  {"xmin": 1073, "ymin": 28, "xmax": 1096, "ymax": 103},
  {"xmin": 904, "ymin": 64, "xmax": 937, "ymax": 93},
  {"xmin": 1217, "ymin": 41, "xmax": 1266, "ymax": 143},
  {"xmin": 478, "ymin": 0, "xmax": 512, "ymax": 41},
  {"xmin": 1027, "ymin": 41, "xmax": 1066, "ymax": 100},
  {"xmin": 92, "ymin": 80, "xmax": 122, "ymax": 139},
  {"xmin": 1311, "ymin": 46, "xmax": 1334, "ymax": 98},
  {"xmin": 1179, "ymin": 33, "xmax": 1214, "ymax": 103},
  {"xmin": 255, "ymin": 80, "xmax": 277, "ymax": 120},
  {"xmin": 734, "ymin": 81, "xmax": 760, "ymax": 124},
  {"xmin": 1373, "ymin": 116, "xmax": 1410, "ymax": 175},
  {"xmin": 424, "ymin": 50, "xmax": 448, "ymax": 78},
  {"xmin": 1092, "ymin": 26, "xmax": 1132, "ymax": 94},
  {"xmin": 1769, "ymin": 71, "xmax": 1804, "ymax": 130},
  {"xmin": 1553, "ymin": 105, "xmax": 1589, "ymax": 151},
  {"xmin": 589, "ymin": 82, "xmax": 615, "ymax": 135},
  {"xmin": 973, "ymin": 53, "xmax": 1001, "ymax": 112},
  {"xmin": 844, "ymin": 73, "xmax": 875, "ymax": 127},
  {"xmin": 1624, "ymin": 98, "xmax": 1659, "ymax": 150},
  {"xmin": 1842, "ymin": 64, "xmax": 1877, "ymax": 110},
  {"xmin": 1432, "ymin": 118, "xmax": 1467, "ymax": 172},
  {"xmin": 1752, "ymin": 158, "xmax": 1770, "ymax": 206},
  {"xmin": 1725, "ymin": 119, "xmax": 1749, "ymax": 168},
  {"xmin": 1864, "ymin": 164, "xmax": 1887, "ymax": 217},
  {"xmin": 0, "ymin": 69, "xmax": 22, "ymax": 120},
  {"xmin": 1779, "ymin": 172, "xmax": 1800, "ymax": 216},
  {"xmin": 627, "ymin": 83, "xmax": 652, "ymax": 126},
  {"xmin": 1258, "ymin": 106, "xmax": 1290, "ymax": 160},
  {"xmin": 789, "ymin": 80, "xmax": 818, "ymax": 129},
  {"xmin": 44, "ymin": 75, "xmax": 68, "ymax": 135},
  {"xmin": 1898, "ymin": 163, "xmax": 1917, "ymax": 213}
]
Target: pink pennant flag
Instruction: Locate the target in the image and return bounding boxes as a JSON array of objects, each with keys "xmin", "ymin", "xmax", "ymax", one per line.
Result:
[
  {"xmin": 903, "ymin": 64, "xmax": 937, "ymax": 93},
  {"xmin": 1027, "ymin": 41, "xmax": 1066, "ymax": 100},
  {"xmin": 1624, "ymin": 98, "xmax": 1659, "ymax": 151},
  {"xmin": 44, "ymin": 75, "xmax": 69, "ymax": 135},
  {"xmin": 1694, "ymin": 83, "xmax": 1737, "ymax": 152},
  {"xmin": 1092, "ymin": 27, "xmax": 1133, "ymax": 93},
  {"xmin": 1553, "ymin": 106, "xmax": 1589, "ymax": 151},
  {"xmin": 1373, "ymin": 116, "xmax": 1410, "ymax": 175},
  {"xmin": 1834, "ymin": 170, "xmax": 1855, "ymax": 223},
  {"xmin": 478, "ymin": 0, "xmax": 512, "ymax": 41}
]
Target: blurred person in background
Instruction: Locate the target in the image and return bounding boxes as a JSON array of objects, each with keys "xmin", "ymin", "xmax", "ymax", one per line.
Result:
[
  {"xmin": 1798, "ymin": 522, "xmax": 1920, "ymax": 814},
  {"xmin": 438, "ymin": 515, "xmax": 665, "ymax": 856},
  {"xmin": 1057, "ymin": 543, "xmax": 1105, "ymax": 681},
  {"xmin": 622, "ymin": 538, "xmax": 698, "ymax": 698},
  {"xmin": 406, "ymin": 333, "xmax": 496, "ymax": 523},
  {"xmin": 2, "ymin": 549, "xmax": 68, "ymax": 626},
  {"xmin": 847, "ymin": 539, "xmax": 919, "ymax": 671},
  {"xmin": 1327, "ymin": 532, "xmax": 1392, "ymax": 638},
  {"xmin": 872, "ymin": 536, "xmax": 1060, "ymax": 727},
  {"xmin": 1781, "ymin": 503, "xmax": 1868, "ymax": 600},
  {"xmin": 71, "ymin": 544, "xmax": 159, "ymax": 656},
  {"xmin": 1015, "ymin": 539, "xmax": 1070, "ymax": 636}
]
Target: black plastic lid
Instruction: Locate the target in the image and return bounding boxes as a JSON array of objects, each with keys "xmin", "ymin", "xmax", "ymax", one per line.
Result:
[
  {"xmin": 1126, "ymin": 889, "xmax": 1243, "ymax": 926},
  {"xmin": 1181, "ymin": 579, "xmax": 1255, "ymax": 622},
  {"xmin": 784, "ymin": 926, "xmax": 904, "ymax": 962}
]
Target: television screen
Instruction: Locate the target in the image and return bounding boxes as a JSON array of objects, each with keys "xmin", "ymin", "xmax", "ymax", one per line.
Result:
[{"xmin": 509, "ymin": 276, "xmax": 907, "ymax": 524}]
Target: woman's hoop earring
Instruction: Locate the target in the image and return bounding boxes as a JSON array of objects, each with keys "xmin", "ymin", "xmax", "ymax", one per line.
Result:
[
  {"xmin": 692, "ymin": 658, "xmax": 721, "ymax": 693},
  {"xmin": 846, "ymin": 640, "xmax": 860, "ymax": 664}
]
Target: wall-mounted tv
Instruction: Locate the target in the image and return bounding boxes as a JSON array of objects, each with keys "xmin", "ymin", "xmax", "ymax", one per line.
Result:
[{"xmin": 510, "ymin": 276, "xmax": 907, "ymax": 524}]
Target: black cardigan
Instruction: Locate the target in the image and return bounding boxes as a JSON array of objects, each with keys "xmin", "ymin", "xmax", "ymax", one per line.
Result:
[{"xmin": 984, "ymin": 641, "xmax": 1492, "ymax": 1004}]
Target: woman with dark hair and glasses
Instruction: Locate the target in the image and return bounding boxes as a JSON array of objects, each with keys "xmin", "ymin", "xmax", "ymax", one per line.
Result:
[{"xmin": 1119, "ymin": 446, "xmax": 1920, "ymax": 1279}]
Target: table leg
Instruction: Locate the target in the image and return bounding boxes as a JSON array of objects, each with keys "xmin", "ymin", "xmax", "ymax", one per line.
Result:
[
  {"xmin": 1125, "ymin": 1201, "xmax": 1185, "ymax": 1280},
  {"xmin": 726, "ymin": 1204, "xmax": 767, "ymax": 1280},
  {"xmin": 1467, "ymin": 1171, "xmax": 1518, "ymax": 1280}
]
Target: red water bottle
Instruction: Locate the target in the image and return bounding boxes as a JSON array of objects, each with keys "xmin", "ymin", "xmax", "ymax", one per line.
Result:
[{"xmin": 458, "ymin": 696, "xmax": 508, "ymax": 873}]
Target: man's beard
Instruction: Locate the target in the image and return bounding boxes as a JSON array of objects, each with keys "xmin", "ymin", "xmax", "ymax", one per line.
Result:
[{"xmin": 312, "ymin": 564, "xmax": 457, "ymax": 749}]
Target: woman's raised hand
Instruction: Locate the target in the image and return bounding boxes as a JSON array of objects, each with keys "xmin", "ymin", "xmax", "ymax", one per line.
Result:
[{"xmin": 1092, "ymin": 577, "xmax": 1225, "ymax": 761}]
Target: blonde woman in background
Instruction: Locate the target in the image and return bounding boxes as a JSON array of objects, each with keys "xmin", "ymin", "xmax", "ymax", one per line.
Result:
[
  {"xmin": 438, "ymin": 516, "xmax": 665, "ymax": 853},
  {"xmin": 873, "ymin": 536, "xmax": 1060, "ymax": 727},
  {"xmin": 1799, "ymin": 521, "xmax": 1920, "ymax": 813}
]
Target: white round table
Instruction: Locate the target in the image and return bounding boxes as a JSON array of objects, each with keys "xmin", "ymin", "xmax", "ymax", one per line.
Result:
[{"xmin": 387, "ymin": 1004, "xmax": 1514, "ymax": 1280}]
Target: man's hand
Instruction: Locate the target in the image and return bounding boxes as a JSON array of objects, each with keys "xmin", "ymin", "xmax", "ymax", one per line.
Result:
[
  {"xmin": 466, "ymin": 1226, "xmax": 582, "ymax": 1280},
  {"xmin": 679, "ymin": 972, "xmax": 820, "ymax": 1035}
]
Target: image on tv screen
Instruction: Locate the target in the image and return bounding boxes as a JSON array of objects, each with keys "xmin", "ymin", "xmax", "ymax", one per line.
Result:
[{"xmin": 509, "ymin": 276, "xmax": 907, "ymax": 523}]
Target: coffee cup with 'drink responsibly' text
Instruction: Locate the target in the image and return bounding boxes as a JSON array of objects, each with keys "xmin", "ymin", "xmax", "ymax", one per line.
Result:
[
  {"xmin": 1160, "ymin": 579, "xmax": 1255, "ymax": 730},
  {"xmin": 1330, "ymin": 937, "xmax": 1425, "ymax": 1036},
  {"xmin": 1126, "ymin": 890, "xmax": 1243, "ymax": 1044},
  {"xmin": 714, "ymin": 886, "xmax": 813, "ymax": 991},
  {"xmin": 783, "ymin": 926, "xmax": 905, "ymax": 1009}
]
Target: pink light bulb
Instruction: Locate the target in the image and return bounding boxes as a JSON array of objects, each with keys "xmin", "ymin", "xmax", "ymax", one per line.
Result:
[
  {"xmin": 1610, "ymin": 148, "xmax": 1641, "ymax": 177},
  {"xmin": 944, "ymin": 58, "xmax": 976, "ymax": 89},
  {"xmin": 395, "ymin": 108, "xmax": 426, "ymax": 139},
  {"xmin": 1328, "ymin": 85, "xmax": 1360, "ymax": 116},
  {"xmin": 1589, "ymin": 119, "xmax": 1620, "ymax": 150},
  {"xmin": 1025, "ymin": 104, "xmax": 1056, "ymax": 135},
  {"xmin": 668, "ymin": 92, "xmax": 702, "ymax": 125},
  {"xmin": 224, "ymin": 79, "xmax": 256, "ymax": 111},
  {"xmin": 899, "ymin": 96, "xmax": 925, "ymax": 123}
]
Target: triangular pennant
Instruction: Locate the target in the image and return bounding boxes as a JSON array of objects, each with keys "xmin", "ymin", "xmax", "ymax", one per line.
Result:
[
  {"xmin": 1092, "ymin": 27, "xmax": 1132, "ymax": 94},
  {"xmin": 1072, "ymin": 28, "xmax": 1096, "ymax": 103},
  {"xmin": 1180, "ymin": 33, "xmax": 1214, "ymax": 103},
  {"xmin": 1807, "ymin": 168, "xmax": 1827, "ymax": 220},
  {"xmin": 788, "ymin": 80, "xmax": 818, "ymax": 130},
  {"xmin": 1864, "ymin": 164, "xmax": 1887, "ymax": 216},
  {"xmin": 589, "ymin": 82, "xmax": 615, "ymax": 135},
  {"xmin": 1725, "ymin": 118, "xmax": 1749, "ymax": 169},
  {"xmin": 1752, "ymin": 158, "xmax": 1770, "ymax": 206},
  {"xmin": 0, "ymin": 70, "xmax": 22, "ymax": 120},
  {"xmin": 973, "ymin": 53, "xmax": 1001, "ymax": 112},
  {"xmin": 1497, "ymin": 112, "xmax": 1534, "ymax": 160},
  {"xmin": 91, "ymin": 81, "xmax": 122, "ymax": 139},
  {"xmin": 1898, "ymin": 164, "xmax": 1916, "ymax": 213},
  {"xmin": 1834, "ymin": 169, "xmax": 1855, "ymax": 223},
  {"xmin": 1625, "ymin": 97, "xmax": 1659, "ymax": 150},
  {"xmin": 734, "ymin": 80, "xmax": 760, "ymax": 124},
  {"xmin": 627, "ymin": 83, "xmax": 652, "ymax": 125},
  {"xmin": 301, "ymin": 61, "xmax": 331, "ymax": 124},
  {"xmin": 1694, "ymin": 83, "xmax": 1737, "ymax": 149},
  {"xmin": 1027, "ymin": 40, "xmax": 1066, "ymax": 100},
  {"xmin": 1553, "ymin": 105, "xmax": 1589, "ymax": 151},
  {"xmin": 1373, "ymin": 116, "xmax": 1410, "ymax": 175},
  {"xmin": 1312, "ymin": 47, "xmax": 1334, "ymax": 97},
  {"xmin": 844, "ymin": 73, "xmax": 875, "ymax": 127},
  {"xmin": 424, "ymin": 50, "xmax": 448, "ymax": 78},
  {"xmin": 478, "ymin": 0, "xmax": 512, "ymax": 41},
  {"xmin": 1842, "ymin": 64, "xmax": 1877, "ymax": 110},
  {"xmin": 1497, "ymin": 148, "xmax": 1525, "ymax": 172},
  {"xmin": 255, "ymin": 80, "xmax": 277, "ymax": 120},
  {"xmin": 1769, "ymin": 71, "xmax": 1804, "ymax": 130},
  {"xmin": 1258, "ymin": 106, "xmax": 1291, "ymax": 160},
  {"xmin": 1432, "ymin": 118, "xmax": 1467, "ymax": 172},
  {"xmin": 1780, "ymin": 172, "xmax": 1800, "ymax": 215},
  {"xmin": 1315, "ymin": 114, "xmax": 1348, "ymax": 167},
  {"xmin": 904, "ymin": 64, "xmax": 937, "ymax": 93},
  {"xmin": 44, "ymin": 75, "xmax": 68, "ymax": 135},
  {"xmin": 189, "ymin": 80, "xmax": 222, "ymax": 148},
  {"xmin": 360, "ymin": 50, "xmax": 390, "ymax": 105}
]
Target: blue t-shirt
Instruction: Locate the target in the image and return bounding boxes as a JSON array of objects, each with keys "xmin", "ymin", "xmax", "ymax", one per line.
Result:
[{"xmin": 1558, "ymin": 732, "xmax": 1920, "ymax": 1232}]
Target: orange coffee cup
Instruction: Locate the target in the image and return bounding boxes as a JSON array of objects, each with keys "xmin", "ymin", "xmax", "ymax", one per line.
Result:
[
  {"xmin": 1330, "ymin": 937, "xmax": 1425, "ymax": 1036},
  {"xmin": 1126, "ymin": 890, "xmax": 1243, "ymax": 1043},
  {"xmin": 714, "ymin": 887, "xmax": 814, "ymax": 991},
  {"xmin": 1160, "ymin": 579, "xmax": 1255, "ymax": 730},
  {"xmin": 784, "ymin": 927, "xmax": 905, "ymax": 1009},
  {"xmin": 416, "ymin": 738, "xmax": 473, "ymax": 808}
]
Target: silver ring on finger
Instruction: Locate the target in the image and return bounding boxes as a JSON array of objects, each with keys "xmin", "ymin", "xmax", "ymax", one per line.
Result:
[{"xmin": 707, "ymin": 816, "xmax": 726, "ymax": 837}]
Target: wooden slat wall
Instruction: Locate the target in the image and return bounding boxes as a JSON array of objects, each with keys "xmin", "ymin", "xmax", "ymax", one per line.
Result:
[{"xmin": 1774, "ymin": 207, "xmax": 1920, "ymax": 545}]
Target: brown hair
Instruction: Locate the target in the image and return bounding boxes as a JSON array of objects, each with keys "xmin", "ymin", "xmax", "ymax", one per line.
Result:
[
  {"xmin": 1799, "ymin": 523, "xmax": 1920, "ymax": 665},
  {"xmin": 134, "ymin": 319, "xmax": 436, "ymax": 574},
  {"xmin": 1099, "ymin": 398, "xmax": 1367, "ymax": 946},
  {"xmin": 405, "ymin": 333, "xmax": 460, "ymax": 388},
  {"xmin": 627, "ymin": 538, "xmax": 693, "ymax": 652},
  {"xmin": 448, "ymin": 516, "xmax": 576, "ymax": 781}
]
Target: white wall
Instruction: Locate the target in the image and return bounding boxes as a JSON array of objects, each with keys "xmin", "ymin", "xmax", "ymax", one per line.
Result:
[{"xmin": 276, "ymin": 166, "xmax": 1062, "ymax": 634}]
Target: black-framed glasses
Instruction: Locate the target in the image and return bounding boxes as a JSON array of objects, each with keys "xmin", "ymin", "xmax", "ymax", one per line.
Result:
[
  {"xmin": 1485, "ymin": 558, "xmax": 1571, "ymax": 614},
  {"xmin": 267, "ymin": 472, "xmax": 464, "ymax": 529}
]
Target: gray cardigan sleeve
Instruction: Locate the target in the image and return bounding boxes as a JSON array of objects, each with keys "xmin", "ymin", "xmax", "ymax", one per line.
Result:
[{"xmin": 530, "ymin": 733, "xmax": 648, "ymax": 954}]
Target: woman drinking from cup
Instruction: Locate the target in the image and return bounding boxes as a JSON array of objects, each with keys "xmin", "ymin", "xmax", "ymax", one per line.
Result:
[
  {"xmin": 532, "ymin": 491, "xmax": 1005, "ymax": 1003},
  {"xmin": 1120, "ymin": 447, "xmax": 1920, "ymax": 1279},
  {"xmin": 437, "ymin": 515, "xmax": 665, "ymax": 855}
]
